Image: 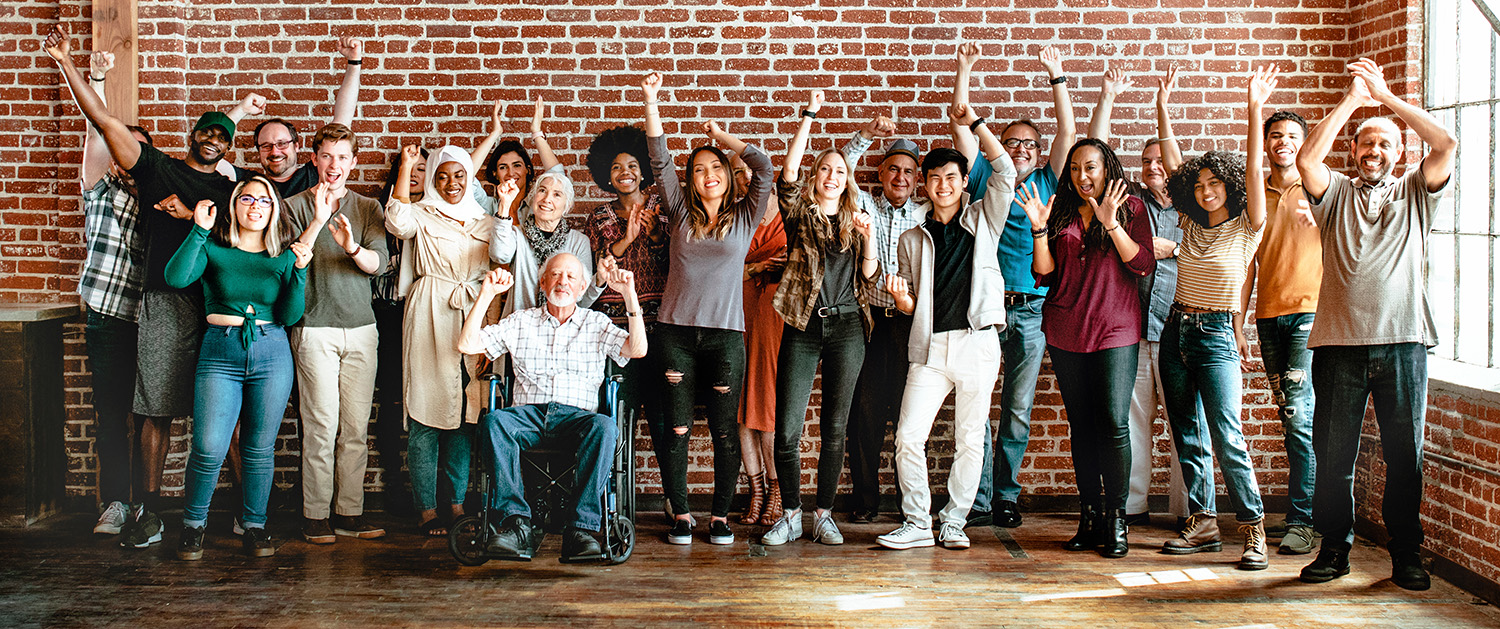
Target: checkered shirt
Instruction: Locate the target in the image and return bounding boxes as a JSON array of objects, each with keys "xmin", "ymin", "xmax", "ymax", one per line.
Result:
[
  {"xmin": 78, "ymin": 176, "xmax": 145, "ymax": 321},
  {"xmin": 479, "ymin": 306, "xmax": 631, "ymax": 410},
  {"xmin": 841, "ymin": 132, "xmax": 928, "ymax": 309}
]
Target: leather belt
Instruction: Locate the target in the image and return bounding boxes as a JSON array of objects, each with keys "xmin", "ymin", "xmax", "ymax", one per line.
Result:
[
  {"xmin": 1004, "ymin": 292, "xmax": 1042, "ymax": 308},
  {"xmin": 817, "ymin": 305, "xmax": 860, "ymax": 318}
]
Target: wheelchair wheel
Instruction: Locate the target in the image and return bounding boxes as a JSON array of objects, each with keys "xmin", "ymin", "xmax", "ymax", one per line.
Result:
[
  {"xmin": 607, "ymin": 514, "xmax": 634, "ymax": 565},
  {"xmin": 449, "ymin": 515, "xmax": 492, "ymax": 566}
]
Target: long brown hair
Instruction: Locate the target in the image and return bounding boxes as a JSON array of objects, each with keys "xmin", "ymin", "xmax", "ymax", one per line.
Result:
[
  {"xmin": 796, "ymin": 149, "xmax": 861, "ymax": 253},
  {"xmin": 683, "ymin": 145, "xmax": 742, "ymax": 241}
]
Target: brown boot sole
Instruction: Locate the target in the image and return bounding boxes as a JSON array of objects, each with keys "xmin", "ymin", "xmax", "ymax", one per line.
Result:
[{"xmin": 1161, "ymin": 541, "xmax": 1223, "ymax": 555}]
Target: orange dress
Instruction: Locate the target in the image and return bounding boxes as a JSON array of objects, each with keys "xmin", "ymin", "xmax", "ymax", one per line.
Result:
[{"xmin": 739, "ymin": 213, "xmax": 787, "ymax": 432}]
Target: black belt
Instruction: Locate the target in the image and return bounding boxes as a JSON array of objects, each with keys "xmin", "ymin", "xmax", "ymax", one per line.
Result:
[
  {"xmin": 817, "ymin": 305, "xmax": 860, "ymax": 318},
  {"xmin": 1004, "ymin": 292, "xmax": 1042, "ymax": 308},
  {"xmin": 872, "ymin": 306, "xmax": 908, "ymax": 318}
]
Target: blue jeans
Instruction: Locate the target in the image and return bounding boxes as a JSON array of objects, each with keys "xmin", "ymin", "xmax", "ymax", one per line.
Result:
[
  {"xmin": 408, "ymin": 420, "xmax": 473, "ymax": 513},
  {"xmin": 979, "ymin": 295, "xmax": 1047, "ymax": 510},
  {"xmin": 182, "ymin": 324, "xmax": 295, "ymax": 528},
  {"xmin": 1050, "ymin": 343, "xmax": 1138, "ymax": 511},
  {"xmin": 485, "ymin": 403, "xmax": 617, "ymax": 532},
  {"xmin": 774, "ymin": 312, "xmax": 865, "ymax": 512},
  {"xmin": 1257, "ymin": 313, "xmax": 1316, "ymax": 526},
  {"xmin": 1160, "ymin": 311, "xmax": 1264, "ymax": 523},
  {"xmin": 1311, "ymin": 343, "xmax": 1427, "ymax": 554},
  {"xmin": 86, "ymin": 308, "xmax": 140, "ymax": 505}
]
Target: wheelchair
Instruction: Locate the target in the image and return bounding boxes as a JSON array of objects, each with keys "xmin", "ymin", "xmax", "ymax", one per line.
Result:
[{"xmin": 448, "ymin": 359, "xmax": 637, "ymax": 565}]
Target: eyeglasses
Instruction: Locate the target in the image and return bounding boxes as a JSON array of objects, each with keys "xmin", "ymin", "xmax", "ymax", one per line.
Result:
[
  {"xmin": 1002, "ymin": 139, "xmax": 1041, "ymax": 151},
  {"xmin": 257, "ymin": 139, "xmax": 295, "ymax": 152},
  {"xmin": 238, "ymin": 195, "xmax": 274, "ymax": 208}
]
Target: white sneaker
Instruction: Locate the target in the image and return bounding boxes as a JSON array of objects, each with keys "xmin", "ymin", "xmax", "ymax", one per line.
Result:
[
  {"xmin": 939, "ymin": 522, "xmax": 970, "ymax": 549},
  {"xmin": 761, "ymin": 510, "xmax": 803, "ymax": 546},
  {"xmin": 812, "ymin": 512, "xmax": 843, "ymax": 545},
  {"xmin": 94, "ymin": 501, "xmax": 128, "ymax": 535},
  {"xmin": 877, "ymin": 522, "xmax": 934, "ymax": 550}
]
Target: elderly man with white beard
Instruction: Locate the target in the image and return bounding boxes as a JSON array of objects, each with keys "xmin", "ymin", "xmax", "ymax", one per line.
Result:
[{"xmin": 456, "ymin": 254, "xmax": 647, "ymax": 562}]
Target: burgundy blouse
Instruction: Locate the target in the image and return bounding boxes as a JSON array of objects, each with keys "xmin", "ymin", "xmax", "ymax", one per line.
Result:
[{"xmin": 1034, "ymin": 195, "xmax": 1155, "ymax": 353}]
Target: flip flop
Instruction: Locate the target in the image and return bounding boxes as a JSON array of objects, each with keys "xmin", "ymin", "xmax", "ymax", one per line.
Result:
[{"xmin": 420, "ymin": 518, "xmax": 448, "ymax": 537}]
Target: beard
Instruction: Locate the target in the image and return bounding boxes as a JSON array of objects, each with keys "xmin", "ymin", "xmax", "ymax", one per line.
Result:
[{"xmin": 545, "ymin": 290, "xmax": 574, "ymax": 308}]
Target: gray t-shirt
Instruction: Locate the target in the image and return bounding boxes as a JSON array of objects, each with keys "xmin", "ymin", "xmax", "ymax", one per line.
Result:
[
  {"xmin": 1306, "ymin": 164, "xmax": 1448, "ymax": 348},
  {"xmin": 814, "ymin": 246, "xmax": 858, "ymax": 310},
  {"xmin": 284, "ymin": 189, "xmax": 390, "ymax": 328}
]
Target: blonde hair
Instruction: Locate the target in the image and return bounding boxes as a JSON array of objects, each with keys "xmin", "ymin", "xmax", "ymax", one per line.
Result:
[
  {"xmin": 217, "ymin": 175, "xmax": 293, "ymax": 258},
  {"xmin": 796, "ymin": 149, "xmax": 861, "ymax": 253}
]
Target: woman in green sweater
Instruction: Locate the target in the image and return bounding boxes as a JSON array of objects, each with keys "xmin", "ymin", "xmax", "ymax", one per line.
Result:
[{"xmin": 166, "ymin": 175, "xmax": 313, "ymax": 560}]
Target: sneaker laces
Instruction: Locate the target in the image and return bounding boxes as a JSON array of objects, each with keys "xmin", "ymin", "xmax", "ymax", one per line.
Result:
[
  {"xmin": 889, "ymin": 522, "xmax": 919, "ymax": 538},
  {"xmin": 941, "ymin": 522, "xmax": 964, "ymax": 539},
  {"xmin": 1240, "ymin": 523, "xmax": 1265, "ymax": 550}
]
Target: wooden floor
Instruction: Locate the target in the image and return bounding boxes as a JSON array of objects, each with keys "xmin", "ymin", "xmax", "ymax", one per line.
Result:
[{"xmin": 2, "ymin": 510, "xmax": 1497, "ymax": 628}]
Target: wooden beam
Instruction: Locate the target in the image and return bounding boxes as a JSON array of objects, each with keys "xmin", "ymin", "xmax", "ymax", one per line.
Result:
[{"xmin": 91, "ymin": 0, "xmax": 137, "ymax": 125}]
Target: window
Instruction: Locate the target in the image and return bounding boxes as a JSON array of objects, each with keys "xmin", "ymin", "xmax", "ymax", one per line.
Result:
[{"xmin": 1426, "ymin": 0, "xmax": 1500, "ymax": 366}]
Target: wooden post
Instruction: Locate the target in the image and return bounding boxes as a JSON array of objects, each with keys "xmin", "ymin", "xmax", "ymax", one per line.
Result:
[{"xmin": 91, "ymin": 0, "xmax": 138, "ymax": 124}]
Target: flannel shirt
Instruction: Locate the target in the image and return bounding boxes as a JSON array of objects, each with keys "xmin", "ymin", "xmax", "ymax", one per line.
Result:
[{"xmin": 79, "ymin": 175, "xmax": 145, "ymax": 321}]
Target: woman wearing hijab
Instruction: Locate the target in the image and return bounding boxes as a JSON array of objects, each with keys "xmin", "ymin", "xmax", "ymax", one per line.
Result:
[
  {"xmin": 385, "ymin": 144, "xmax": 494, "ymax": 536},
  {"xmin": 489, "ymin": 170, "xmax": 602, "ymax": 316}
]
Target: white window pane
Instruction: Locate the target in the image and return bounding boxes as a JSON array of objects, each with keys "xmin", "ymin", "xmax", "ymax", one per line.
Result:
[
  {"xmin": 1456, "ymin": 105, "xmax": 1492, "ymax": 235},
  {"xmin": 1455, "ymin": 234, "xmax": 1491, "ymax": 365},
  {"xmin": 1430, "ymin": 0, "xmax": 1460, "ymax": 108},
  {"xmin": 1430, "ymin": 231, "xmax": 1457, "ymax": 359}
]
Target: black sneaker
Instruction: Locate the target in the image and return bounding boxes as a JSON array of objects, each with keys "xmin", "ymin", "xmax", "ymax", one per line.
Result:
[
  {"xmin": 177, "ymin": 524, "xmax": 205, "ymax": 561},
  {"xmin": 242, "ymin": 526, "xmax": 276, "ymax": 557},
  {"xmin": 120, "ymin": 506, "xmax": 163, "ymax": 549},
  {"xmin": 560, "ymin": 527, "xmax": 605, "ymax": 564},
  {"xmin": 1299, "ymin": 548, "xmax": 1351, "ymax": 583},
  {"xmin": 486, "ymin": 515, "xmax": 534, "ymax": 561},
  {"xmin": 666, "ymin": 518, "xmax": 693, "ymax": 545},
  {"xmin": 302, "ymin": 518, "xmax": 336, "ymax": 545},
  {"xmin": 707, "ymin": 519, "xmax": 734, "ymax": 545},
  {"xmin": 1391, "ymin": 550, "xmax": 1431, "ymax": 591},
  {"xmin": 332, "ymin": 514, "xmax": 386, "ymax": 539}
]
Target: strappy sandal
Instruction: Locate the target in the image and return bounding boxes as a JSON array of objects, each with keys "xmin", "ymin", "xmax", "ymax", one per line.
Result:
[{"xmin": 419, "ymin": 517, "xmax": 448, "ymax": 537}]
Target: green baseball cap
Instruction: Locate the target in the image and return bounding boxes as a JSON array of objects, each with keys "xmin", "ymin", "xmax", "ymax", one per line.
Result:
[{"xmin": 193, "ymin": 111, "xmax": 236, "ymax": 138}]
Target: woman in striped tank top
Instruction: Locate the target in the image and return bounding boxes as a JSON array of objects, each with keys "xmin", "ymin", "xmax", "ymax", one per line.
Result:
[{"xmin": 1157, "ymin": 68, "xmax": 1276, "ymax": 571}]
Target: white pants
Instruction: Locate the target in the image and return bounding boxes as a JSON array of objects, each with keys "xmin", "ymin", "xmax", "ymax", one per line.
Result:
[
  {"xmin": 291, "ymin": 324, "xmax": 379, "ymax": 519},
  {"xmin": 1126, "ymin": 339, "xmax": 1190, "ymax": 517},
  {"xmin": 894, "ymin": 328, "xmax": 1001, "ymax": 529}
]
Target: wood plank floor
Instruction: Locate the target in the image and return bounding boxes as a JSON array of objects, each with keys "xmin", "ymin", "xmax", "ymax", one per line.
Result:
[{"xmin": 2, "ymin": 511, "xmax": 1497, "ymax": 628}]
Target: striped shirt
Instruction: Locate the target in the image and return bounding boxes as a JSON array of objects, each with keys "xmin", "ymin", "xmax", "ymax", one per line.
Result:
[
  {"xmin": 78, "ymin": 176, "xmax": 145, "ymax": 321},
  {"xmin": 1173, "ymin": 213, "xmax": 1263, "ymax": 313}
]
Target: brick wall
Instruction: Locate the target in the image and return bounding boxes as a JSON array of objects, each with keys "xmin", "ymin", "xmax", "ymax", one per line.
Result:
[{"xmin": 6, "ymin": 0, "xmax": 1377, "ymax": 507}]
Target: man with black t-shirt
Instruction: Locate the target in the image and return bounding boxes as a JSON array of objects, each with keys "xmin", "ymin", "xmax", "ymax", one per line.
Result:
[{"xmin": 47, "ymin": 23, "xmax": 253, "ymax": 549}]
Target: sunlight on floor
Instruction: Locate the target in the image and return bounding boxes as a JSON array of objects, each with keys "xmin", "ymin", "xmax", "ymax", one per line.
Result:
[{"xmin": 834, "ymin": 592, "xmax": 905, "ymax": 611}]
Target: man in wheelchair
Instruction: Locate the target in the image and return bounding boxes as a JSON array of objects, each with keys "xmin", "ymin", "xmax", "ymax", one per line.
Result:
[{"xmin": 457, "ymin": 253, "xmax": 647, "ymax": 562}]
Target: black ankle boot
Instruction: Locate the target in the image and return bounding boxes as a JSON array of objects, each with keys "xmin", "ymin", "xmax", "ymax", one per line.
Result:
[
  {"xmin": 1064, "ymin": 503, "xmax": 1100, "ymax": 551},
  {"xmin": 1099, "ymin": 509, "xmax": 1129, "ymax": 558}
]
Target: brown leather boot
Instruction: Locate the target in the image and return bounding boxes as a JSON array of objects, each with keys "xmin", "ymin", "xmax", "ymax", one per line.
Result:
[
  {"xmin": 759, "ymin": 478, "xmax": 783, "ymax": 527},
  {"xmin": 1238, "ymin": 519, "xmax": 1269, "ymax": 570},
  {"xmin": 738, "ymin": 471, "xmax": 765, "ymax": 525},
  {"xmin": 1162, "ymin": 512, "xmax": 1223, "ymax": 554}
]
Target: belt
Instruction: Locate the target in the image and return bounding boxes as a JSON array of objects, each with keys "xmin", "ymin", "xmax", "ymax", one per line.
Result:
[
  {"xmin": 873, "ymin": 307, "xmax": 908, "ymax": 318},
  {"xmin": 1004, "ymin": 292, "xmax": 1042, "ymax": 308},
  {"xmin": 817, "ymin": 305, "xmax": 860, "ymax": 318},
  {"xmin": 1171, "ymin": 302, "xmax": 1227, "ymax": 315}
]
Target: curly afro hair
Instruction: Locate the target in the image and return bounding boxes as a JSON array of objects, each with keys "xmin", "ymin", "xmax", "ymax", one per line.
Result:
[
  {"xmin": 1167, "ymin": 150, "xmax": 1247, "ymax": 227},
  {"xmin": 586, "ymin": 124, "xmax": 654, "ymax": 195}
]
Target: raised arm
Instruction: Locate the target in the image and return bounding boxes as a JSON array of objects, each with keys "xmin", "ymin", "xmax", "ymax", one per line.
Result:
[
  {"xmin": 470, "ymin": 98, "xmax": 504, "ymax": 167},
  {"xmin": 782, "ymin": 90, "xmax": 823, "ymax": 183},
  {"xmin": 164, "ymin": 201, "xmax": 217, "ymax": 288},
  {"xmin": 457, "ymin": 268, "xmax": 513, "ymax": 356},
  {"xmin": 530, "ymin": 97, "xmax": 560, "ymax": 171},
  {"xmin": 951, "ymin": 41, "xmax": 982, "ymax": 166},
  {"xmin": 78, "ymin": 52, "xmax": 115, "ymax": 188},
  {"xmin": 641, "ymin": 72, "xmax": 664, "ymax": 138},
  {"xmin": 1156, "ymin": 68, "xmax": 1183, "ymax": 175},
  {"xmin": 44, "ymin": 25, "xmax": 141, "ymax": 170},
  {"xmin": 488, "ymin": 180, "xmax": 522, "ymax": 264},
  {"xmin": 1245, "ymin": 66, "xmax": 1277, "ymax": 231},
  {"xmin": 714, "ymin": 122, "xmax": 773, "ymax": 221},
  {"xmin": 1039, "ymin": 45, "xmax": 1076, "ymax": 178},
  {"xmin": 226, "ymin": 92, "xmax": 267, "ymax": 125},
  {"xmin": 1350, "ymin": 57, "xmax": 1457, "ymax": 192},
  {"xmin": 1019, "ymin": 183, "xmax": 1056, "ymax": 277},
  {"xmin": 1088, "ymin": 68, "xmax": 1133, "ymax": 144},
  {"xmin": 329, "ymin": 36, "xmax": 362, "ymax": 127},
  {"xmin": 959, "ymin": 105, "xmax": 1017, "ymax": 233},
  {"xmin": 385, "ymin": 145, "xmax": 423, "ymax": 238}
]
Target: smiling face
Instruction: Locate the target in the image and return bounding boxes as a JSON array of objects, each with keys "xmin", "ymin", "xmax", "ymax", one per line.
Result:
[
  {"xmin": 539, "ymin": 253, "xmax": 587, "ymax": 308},
  {"xmin": 1002, "ymin": 123, "xmax": 1043, "ymax": 178},
  {"xmin": 729, "ymin": 152, "xmax": 752, "ymax": 194},
  {"xmin": 235, "ymin": 180, "xmax": 274, "ymax": 232},
  {"xmin": 1265, "ymin": 119, "xmax": 1304, "ymax": 169},
  {"xmin": 189, "ymin": 126, "xmax": 230, "ymax": 166},
  {"xmin": 1193, "ymin": 167, "xmax": 1227, "ymax": 213},
  {"xmin": 313, "ymin": 139, "xmax": 356, "ymax": 189},
  {"xmin": 492, "ymin": 150, "xmax": 528, "ymax": 185},
  {"xmin": 1069, "ymin": 144, "xmax": 1107, "ymax": 200},
  {"xmin": 878, "ymin": 154, "xmax": 917, "ymax": 208},
  {"xmin": 812, "ymin": 152, "xmax": 849, "ymax": 202},
  {"xmin": 433, "ymin": 161, "xmax": 468, "ymax": 204},
  {"xmin": 691, "ymin": 149, "xmax": 729, "ymax": 201},
  {"xmin": 1140, "ymin": 142, "xmax": 1167, "ymax": 193},
  {"xmin": 1351, "ymin": 122, "xmax": 1402, "ymax": 183},
  {"xmin": 255, "ymin": 122, "xmax": 299, "ymax": 178},
  {"xmin": 922, "ymin": 162, "xmax": 966, "ymax": 210},
  {"xmin": 609, "ymin": 153, "xmax": 642, "ymax": 196},
  {"xmin": 531, "ymin": 176, "xmax": 572, "ymax": 228}
]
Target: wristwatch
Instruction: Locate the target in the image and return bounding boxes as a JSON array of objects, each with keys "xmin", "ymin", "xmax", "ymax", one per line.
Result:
[{"xmin": 1171, "ymin": 244, "xmax": 1180, "ymax": 258}]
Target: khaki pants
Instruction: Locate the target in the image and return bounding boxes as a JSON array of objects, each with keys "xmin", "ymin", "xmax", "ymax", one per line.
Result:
[{"xmin": 291, "ymin": 324, "xmax": 379, "ymax": 519}]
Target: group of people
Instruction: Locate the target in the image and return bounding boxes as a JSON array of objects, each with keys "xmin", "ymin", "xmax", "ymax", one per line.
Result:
[{"xmin": 48, "ymin": 20, "xmax": 1454, "ymax": 589}]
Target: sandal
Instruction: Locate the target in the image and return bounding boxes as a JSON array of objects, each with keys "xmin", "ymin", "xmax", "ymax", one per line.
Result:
[{"xmin": 419, "ymin": 517, "xmax": 448, "ymax": 537}]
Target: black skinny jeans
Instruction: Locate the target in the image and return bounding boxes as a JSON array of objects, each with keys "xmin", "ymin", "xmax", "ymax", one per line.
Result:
[
  {"xmin": 774, "ymin": 312, "xmax": 866, "ymax": 512},
  {"xmin": 846, "ymin": 311, "xmax": 911, "ymax": 513},
  {"xmin": 87, "ymin": 307, "xmax": 140, "ymax": 505},
  {"xmin": 655, "ymin": 324, "xmax": 746, "ymax": 518},
  {"xmin": 1049, "ymin": 343, "xmax": 1138, "ymax": 512}
]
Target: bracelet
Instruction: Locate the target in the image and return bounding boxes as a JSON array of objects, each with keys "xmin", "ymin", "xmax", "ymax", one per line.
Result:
[
  {"xmin": 1049, "ymin": 76, "xmax": 1069, "ymax": 86},
  {"xmin": 625, "ymin": 311, "xmax": 641, "ymax": 317},
  {"xmin": 968, "ymin": 117, "xmax": 987, "ymax": 133},
  {"xmin": 1105, "ymin": 224, "xmax": 1122, "ymax": 233},
  {"xmin": 88, "ymin": 75, "xmax": 106, "ymax": 82},
  {"xmin": 644, "ymin": 100, "xmax": 658, "ymax": 105},
  {"xmin": 346, "ymin": 59, "xmax": 363, "ymax": 66},
  {"xmin": 1030, "ymin": 226, "xmax": 1048, "ymax": 237},
  {"xmin": 531, "ymin": 131, "xmax": 546, "ymax": 140},
  {"xmin": 346, "ymin": 245, "xmax": 362, "ymax": 256},
  {"xmin": 801, "ymin": 109, "xmax": 818, "ymax": 119},
  {"xmin": 862, "ymin": 255, "xmax": 878, "ymax": 261}
]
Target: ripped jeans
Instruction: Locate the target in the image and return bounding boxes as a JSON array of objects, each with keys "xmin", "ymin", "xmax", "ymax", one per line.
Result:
[
  {"xmin": 655, "ymin": 324, "xmax": 746, "ymax": 518},
  {"xmin": 1256, "ymin": 312, "xmax": 1316, "ymax": 526}
]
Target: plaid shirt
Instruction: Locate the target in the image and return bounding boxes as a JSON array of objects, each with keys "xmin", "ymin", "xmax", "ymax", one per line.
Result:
[
  {"xmin": 78, "ymin": 176, "xmax": 145, "ymax": 321},
  {"xmin": 479, "ymin": 306, "xmax": 630, "ymax": 411},
  {"xmin": 840, "ymin": 132, "xmax": 928, "ymax": 309}
]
